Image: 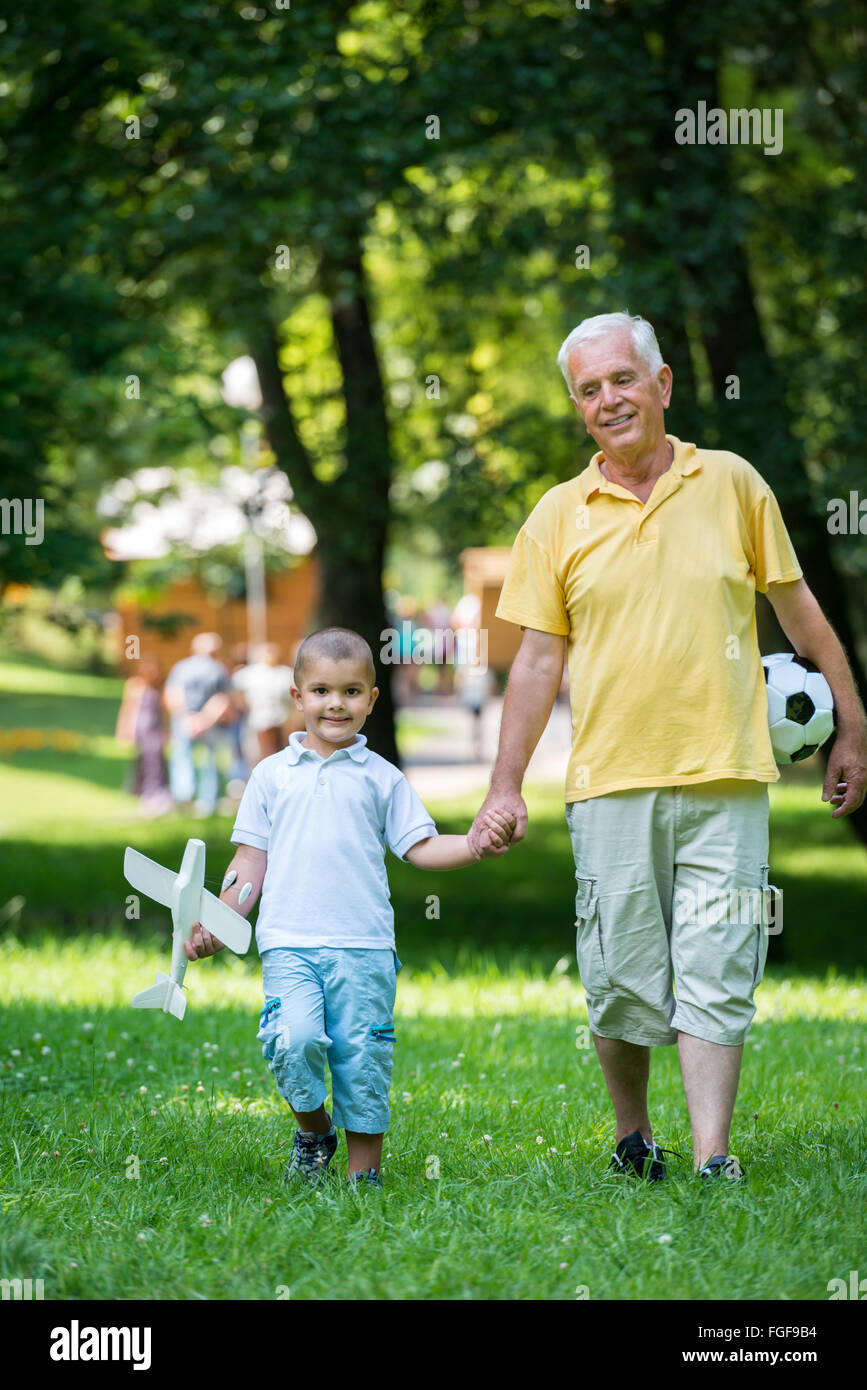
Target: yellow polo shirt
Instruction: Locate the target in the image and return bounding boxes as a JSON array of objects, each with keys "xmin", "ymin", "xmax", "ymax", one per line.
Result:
[{"xmin": 495, "ymin": 435, "xmax": 803, "ymax": 801}]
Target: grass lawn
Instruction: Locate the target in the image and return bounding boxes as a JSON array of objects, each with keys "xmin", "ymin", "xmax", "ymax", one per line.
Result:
[{"xmin": 0, "ymin": 652, "xmax": 865, "ymax": 1301}]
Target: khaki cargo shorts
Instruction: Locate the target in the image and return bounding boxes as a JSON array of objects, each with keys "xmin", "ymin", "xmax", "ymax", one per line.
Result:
[{"xmin": 565, "ymin": 780, "xmax": 776, "ymax": 1047}]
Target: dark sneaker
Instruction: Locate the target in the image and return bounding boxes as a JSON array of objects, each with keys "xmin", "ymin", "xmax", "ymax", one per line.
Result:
[
  {"xmin": 348, "ymin": 1167, "xmax": 383, "ymax": 1189},
  {"xmin": 607, "ymin": 1129, "xmax": 670, "ymax": 1182},
  {"xmin": 284, "ymin": 1124, "xmax": 338, "ymax": 1185},
  {"xmin": 698, "ymin": 1154, "xmax": 745, "ymax": 1182}
]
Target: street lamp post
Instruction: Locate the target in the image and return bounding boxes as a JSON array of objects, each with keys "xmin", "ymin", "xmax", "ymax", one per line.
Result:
[{"xmin": 220, "ymin": 357, "xmax": 267, "ymax": 653}]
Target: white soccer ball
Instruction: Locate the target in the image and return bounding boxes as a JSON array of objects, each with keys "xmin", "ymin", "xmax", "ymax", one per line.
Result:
[{"xmin": 761, "ymin": 652, "xmax": 835, "ymax": 765}]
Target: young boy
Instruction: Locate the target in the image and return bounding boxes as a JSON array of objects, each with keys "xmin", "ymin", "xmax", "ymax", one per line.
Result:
[{"xmin": 184, "ymin": 626, "xmax": 514, "ymax": 1188}]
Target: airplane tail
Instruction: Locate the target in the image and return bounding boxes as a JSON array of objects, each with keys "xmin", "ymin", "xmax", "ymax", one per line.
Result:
[{"xmin": 131, "ymin": 971, "xmax": 187, "ymax": 1021}]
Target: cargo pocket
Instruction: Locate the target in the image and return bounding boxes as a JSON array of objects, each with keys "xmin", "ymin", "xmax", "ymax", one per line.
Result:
[
  {"xmin": 257, "ymin": 996, "xmax": 282, "ymax": 1062},
  {"xmin": 753, "ymin": 866, "xmax": 772, "ymax": 988},
  {"xmin": 574, "ymin": 873, "xmax": 611, "ymax": 992}
]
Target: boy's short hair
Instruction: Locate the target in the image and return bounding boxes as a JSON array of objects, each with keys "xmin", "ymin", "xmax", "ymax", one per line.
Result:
[{"xmin": 293, "ymin": 628, "xmax": 376, "ymax": 687}]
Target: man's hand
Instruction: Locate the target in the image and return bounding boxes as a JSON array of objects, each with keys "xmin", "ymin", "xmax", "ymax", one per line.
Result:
[
  {"xmin": 821, "ymin": 733, "xmax": 867, "ymax": 817},
  {"xmin": 184, "ymin": 923, "xmax": 226, "ymax": 961},
  {"xmin": 474, "ymin": 809, "xmax": 518, "ymax": 859},
  {"xmin": 468, "ymin": 789, "xmax": 527, "ymax": 860}
]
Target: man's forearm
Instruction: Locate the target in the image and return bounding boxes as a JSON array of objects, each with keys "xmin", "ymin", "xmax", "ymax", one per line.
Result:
[
  {"xmin": 777, "ymin": 596, "xmax": 867, "ymax": 737},
  {"xmin": 490, "ymin": 655, "xmax": 562, "ymax": 792}
]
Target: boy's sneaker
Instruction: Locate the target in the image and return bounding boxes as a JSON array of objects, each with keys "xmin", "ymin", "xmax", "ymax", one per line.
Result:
[
  {"xmin": 698, "ymin": 1154, "xmax": 745, "ymax": 1182},
  {"xmin": 607, "ymin": 1129, "xmax": 669, "ymax": 1182},
  {"xmin": 284, "ymin": 1124, "xmax": 338, "ymax": 1185},
  {"xmin": 348, "ymin": 1168, "xmax": 383, "ymax": 1189}
]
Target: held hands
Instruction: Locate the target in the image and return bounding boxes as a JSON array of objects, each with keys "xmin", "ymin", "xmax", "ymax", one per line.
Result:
[
  {"xmin": 472, "ymin": 807, "xmax": 518, "ymax": 860},
  {"xmin": 468, "ymin": 790, "xmax": 527, "ymax": 861},
  {"xmin": 183, "ymin": 924, "xmax": 226, "ymax": 961}
]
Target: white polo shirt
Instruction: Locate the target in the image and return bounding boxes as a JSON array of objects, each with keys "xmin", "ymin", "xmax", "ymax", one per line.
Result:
[{"xmin": 230, "ymin": 730, "xmax": 437, "ymax": 951}]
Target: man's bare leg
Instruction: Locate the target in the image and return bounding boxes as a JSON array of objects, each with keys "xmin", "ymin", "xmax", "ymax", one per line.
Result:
[
  {"xmin": 593, "ymin": 1035, "xmax": 653, "ymax": 1143},
  {"xmin": 678, "ymin": 1032, "xmax": 743, "ymax": 1169}
]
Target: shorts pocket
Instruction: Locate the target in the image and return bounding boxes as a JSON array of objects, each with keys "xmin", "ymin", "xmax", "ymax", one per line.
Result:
[
  {"xmin": 753, "ymin": 865, "xmax": 771, "ymax": 987},
  {"xmin": 574, "ymin": 872, "xmax": 611, "ymax": 993},
  {"xmin": 257, "ymin": 996, "xmax": 282, "ymax": 1060},
  {"xmin": 369, "ymin": 1023, "xmax": 396, "ymax": 1043}
]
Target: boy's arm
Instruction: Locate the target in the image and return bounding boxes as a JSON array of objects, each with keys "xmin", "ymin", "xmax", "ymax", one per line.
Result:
[
  {"xmin": 404, "ymin": 810, "xmax": 516, "ymax": 870},
  {"xmin": 185, "ymin": 843, "xmax": 268, "ymax": 959}
]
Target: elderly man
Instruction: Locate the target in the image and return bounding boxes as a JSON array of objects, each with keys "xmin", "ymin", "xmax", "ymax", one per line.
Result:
[{"xmin": 469, "ymin": 311, "xmax": 867, "ymax": 1181}]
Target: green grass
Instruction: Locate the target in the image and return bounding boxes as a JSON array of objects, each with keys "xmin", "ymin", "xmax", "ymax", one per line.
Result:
[
  {"xmin": 0, "ymin": 938, "xmax": 864, "ymax": 1300},
  {"xmin": 0, "ymin": 650, "xmax": 866, "ymax": 1300}
]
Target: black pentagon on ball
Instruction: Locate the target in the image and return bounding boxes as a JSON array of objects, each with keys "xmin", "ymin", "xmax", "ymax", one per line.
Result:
[
  {"xmin": 791, "ymin": 653, "xmax": 821, "ymax": 674},
  {"xmin": 791, "ymin": 742, "xmax": 819, "ymax": 763},
  {"xmin": 786, "ymin": 690, "xmax": 815, "ymax": 725}
]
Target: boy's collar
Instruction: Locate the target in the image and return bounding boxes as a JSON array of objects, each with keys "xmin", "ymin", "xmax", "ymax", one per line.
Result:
[{"xmin": 285, "ymin": 730, "xmax": 370, "ymax": 764}]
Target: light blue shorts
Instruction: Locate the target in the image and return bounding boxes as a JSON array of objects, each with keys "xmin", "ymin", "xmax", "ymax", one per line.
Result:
[{"xmin": 257, "ymin": 947, "xmax": 402, "ymax": 1134}]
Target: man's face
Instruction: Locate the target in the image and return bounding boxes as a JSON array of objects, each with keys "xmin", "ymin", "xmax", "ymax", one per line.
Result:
[{"xmin": 566, "ymin": 329, "xmax": 672, "ymax": 455}]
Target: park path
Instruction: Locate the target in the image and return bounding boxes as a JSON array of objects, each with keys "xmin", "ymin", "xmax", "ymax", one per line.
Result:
[{"xmin": 399, "ymin": 691, "xmax": 572, "ymax": 802}]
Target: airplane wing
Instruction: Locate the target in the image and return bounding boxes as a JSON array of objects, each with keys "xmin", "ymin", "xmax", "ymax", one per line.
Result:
[
  {"xmin": 196, "ymin": 889, "xmax": 252, "ymax": 955},
  {"xmin": 124, "ymin": 847, "xmax": 176, "ymax": 908}
]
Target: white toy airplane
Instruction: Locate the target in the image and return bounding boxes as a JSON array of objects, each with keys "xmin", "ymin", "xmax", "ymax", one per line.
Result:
[{"xmin": 124, "ymin": 838, "xmax": 252, "ymax": 1021}]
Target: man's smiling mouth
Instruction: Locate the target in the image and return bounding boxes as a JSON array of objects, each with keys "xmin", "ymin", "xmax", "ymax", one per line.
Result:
[{"xmin": 604, "ymin": 413, "xmax": 635, "ymax": 428}]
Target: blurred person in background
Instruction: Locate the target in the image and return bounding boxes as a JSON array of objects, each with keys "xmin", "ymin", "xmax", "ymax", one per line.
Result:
[
  {"xmin": 232, "ymin": 641, "xmax": 296, "ymax": 762},
  {"xmin": 452, "ymin": 592, "xmax": 495, "ymax": 760},
  {"xmin": 115, "ymin": 657, "xmax": 172, "ymax": 817},
  {"xmin": 224, "ymin": 641, "xmax": 251, "ymax": 797},
  {"xmin": 164, "ymin": 632, "xmax": 232, "ymax": 817}
]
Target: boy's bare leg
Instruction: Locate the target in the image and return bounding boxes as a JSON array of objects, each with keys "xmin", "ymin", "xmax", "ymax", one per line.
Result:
[
  {"xmin": 345, "ymin": 1131, "xmax": 383, "ymax": 1175},
  {"xmin": 290, "ymin": 1104, "xmax": 332, "ymax": 1136},
  {"xmin": 592, "ymin": 1035, "xmax": 653, "ymax": 1143}
]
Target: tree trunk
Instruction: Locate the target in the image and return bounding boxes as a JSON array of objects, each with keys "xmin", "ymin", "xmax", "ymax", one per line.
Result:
[{"xmin": 253, "ymin": 229, "xmax": 402, "ymax": 766}]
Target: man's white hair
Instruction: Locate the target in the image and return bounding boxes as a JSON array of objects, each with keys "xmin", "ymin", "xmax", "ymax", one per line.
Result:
[{"xmin": 557, "ymin": 312, "xmax": 663, "ymax": 394}]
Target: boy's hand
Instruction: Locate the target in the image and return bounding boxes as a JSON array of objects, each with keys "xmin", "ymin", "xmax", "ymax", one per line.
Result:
[
  {"xmin": 476, "ymin": 809, "xmax": 517, "ymax": 859},
  {"xmin": 184, "ymin": 923, "xmax": 226, "ymax": 960}
]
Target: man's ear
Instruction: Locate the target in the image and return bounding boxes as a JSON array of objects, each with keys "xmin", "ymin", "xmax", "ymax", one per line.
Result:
[{"xmin": 657, "ymin": 364, "xmax": 673, "ymax": 408}]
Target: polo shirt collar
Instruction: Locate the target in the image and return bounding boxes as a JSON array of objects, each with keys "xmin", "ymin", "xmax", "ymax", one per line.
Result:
[
  {"xmin": 584, "ymin": 435, "xmax": 700, "ymax": 498},
  {"xmin": 285, "ymin": 730, "xmax": 370, "ymax": 764}
]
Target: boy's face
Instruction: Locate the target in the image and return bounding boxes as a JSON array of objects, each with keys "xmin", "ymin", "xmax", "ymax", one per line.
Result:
[{"xmin": 291, "ymin": 657, "xmax": 379, "ymax": 757}]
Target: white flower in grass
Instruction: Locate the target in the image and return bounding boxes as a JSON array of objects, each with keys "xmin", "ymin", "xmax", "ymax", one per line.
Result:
[
  {"xmin": 147, "ymin": 1064, "xmax": 157, "ymax": 1072},
  {"xmin": 657, "ymin": 1233, "xmax": 672, "ymax": 1245},
  {"xmin": 159, "ymin": 1157, "xmax": 168, "ymax": 1164},
  {"xmin": 557, "ymin": 1084, "xmax": 566, "ymax": 1090},
  {"xmin": 231, "ymin": 1070, "xmax": 241, "ymax": 1080},
  {"xmin": 562, "ymin": 1236, "xmax": 572, "ymax": 1244},
  {"xmin": 126, "ymin": 1058, "xmax": 134, "ymax": 1068},
  {"xmin": 10, "ymin": 1048, "xmax": 20, "ymax": 1058},
  {"xmin": 139, "ymin": 1086, "xmax": 147, "ymax": 1094},
  {"xmin": 41, "ymin": 1046, "xmax": 51, "ymax": 1056},
  {"xmin": 212, "ymin": 1066, "xmax": 218, "ymax": 1073},
  {"xmin": 15, "ymin": 1072, "xmax": 24, "ymax": 1079},
  {"xmin": 106, "ymin": 1052, "xmax": 116, "ymax": 1061},
  {"xmin": 559, "ymin": 1262, "xmax": 568, "ymax": 1270},
  {"xmin": 39, "ymin": 1075, "xmax": 48, "ymax": 1083},
  {"xmin": 31, "ymin": 1033, "xmax": 42, "ymax": 1044},
  {"xmin": 82, "ymin": 1022, "xmax": 95, "ymax": 1033},
  {"xmin": 536, "ymin": 1136, "xmax": 544, "ymax": 1145},
  {"xmin": 199, "ymin": 1214, "xmax": 211, "ymax": 1227}
]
